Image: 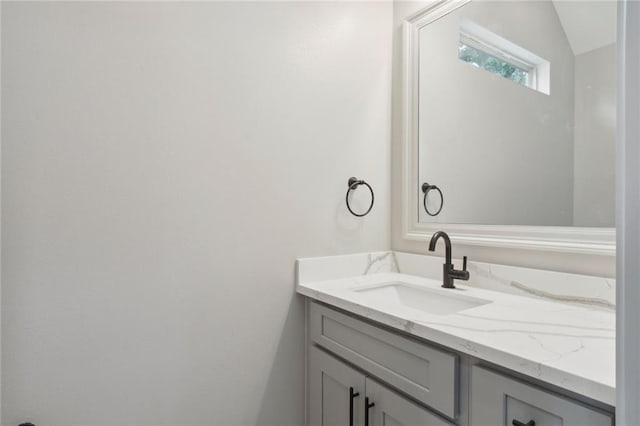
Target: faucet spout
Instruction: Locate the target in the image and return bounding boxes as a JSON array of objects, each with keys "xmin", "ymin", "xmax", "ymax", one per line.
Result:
[
  {"xmin": 428, "ymin": 230, "xmax": 452, "ymax": 264},
  {"xmin": 428, "ymin": 231, "xmax": 469, "ymax": 289}
]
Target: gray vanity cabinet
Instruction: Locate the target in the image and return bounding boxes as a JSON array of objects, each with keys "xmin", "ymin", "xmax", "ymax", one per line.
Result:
[
  {"xmin": 308, "ymin": 302, "xmax": 458, "ymax": 419},
  {"xmin": 470, "ymin": 366, "xmax": 613, "ymax": 426},
  {"xmin": 309, "ymin": 345, "xmax": 452, "ymax": 426},
  {"xmin": 307, "ymin": 301, "xmax": 614, "ymax": 426}
]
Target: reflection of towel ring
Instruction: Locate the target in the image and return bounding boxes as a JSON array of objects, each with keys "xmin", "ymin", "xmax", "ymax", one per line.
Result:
[
  {"xmin": 346, "ymin": 177, "xmax": 374, "ymax": 217},
  {"xmin": 422, "ymin": 182, "xmax": 443, "ymax": 216}
]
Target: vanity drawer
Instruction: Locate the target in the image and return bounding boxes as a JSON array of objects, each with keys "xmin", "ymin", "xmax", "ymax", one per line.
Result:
[
  {"xmin": 309, "ymin": 302, "xmax": 458, "ymax": 419},
  {"xmin": 470, "ymin": 366, "xmax": 613, "ymax": 426}
]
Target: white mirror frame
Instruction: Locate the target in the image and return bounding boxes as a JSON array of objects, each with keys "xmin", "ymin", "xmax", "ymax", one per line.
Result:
[{"xmin": 400, "ymin": 0, "xmax": 616, "ymax": 256}]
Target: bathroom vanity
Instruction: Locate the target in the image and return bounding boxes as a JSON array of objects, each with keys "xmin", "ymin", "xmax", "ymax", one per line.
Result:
[{"xmin": 297, "ymin": 252, "xmax": 615, "ymax": 426}]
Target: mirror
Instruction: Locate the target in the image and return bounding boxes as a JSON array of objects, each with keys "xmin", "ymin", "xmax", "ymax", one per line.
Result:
[{"xmin": 415, "ymin": 0, "xmax": 616, "ymax": 228}]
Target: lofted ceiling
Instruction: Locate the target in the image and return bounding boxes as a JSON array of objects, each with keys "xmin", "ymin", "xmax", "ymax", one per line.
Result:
[{"xmin": 552, "ymin": 0, "xmax": 617, "ymax": 56}]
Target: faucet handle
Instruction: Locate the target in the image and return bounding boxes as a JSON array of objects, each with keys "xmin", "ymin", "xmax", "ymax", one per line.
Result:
[{"xmin": 462, "ymin": 256, "xmax": 467, "ymax": 271}]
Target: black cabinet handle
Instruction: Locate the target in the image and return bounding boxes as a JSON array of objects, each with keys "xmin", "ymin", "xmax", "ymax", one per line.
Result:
[
  {"xmin": 364, "ymin": 397, "xmax": 375, "ymax": 426},
  {"xmin": 512, "ymin": 420, "xmax": 535, "ymax": 426},
  {"xmin": 349, "ymin": 387, "xmax": 360, "ymax": 426}
]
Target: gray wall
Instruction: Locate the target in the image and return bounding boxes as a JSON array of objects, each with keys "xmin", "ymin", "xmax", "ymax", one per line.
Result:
[
  {"xmin": 616, "ymin": 4, "xmax": 640, "ymax": 422},
  {"xmin": 1, "ymin": 2, "xmax": 392, "ymax": 424},
  {"xmin": 417, "ymin": 1, "xmax": 575, "ymax": 226},
  {"xmin": 573, "ymin": 43, "xmax": 616, "ymax": 227},
  {"xmin": 0, "ymin": 2, "xmax": 3, "ymax": 422}
]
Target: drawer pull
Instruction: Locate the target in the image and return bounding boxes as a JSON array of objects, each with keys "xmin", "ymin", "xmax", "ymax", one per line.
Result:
[
  {"xmin": 512, "ymin": 420, "xmax": 535, "ymax": 426},
  {"xmin": 349, "ymin": 387, "xmax": 360, "ymax": 426},
  {"xmin": 364, "ymin": 397, "xmax": 375, "ymax": 426}
]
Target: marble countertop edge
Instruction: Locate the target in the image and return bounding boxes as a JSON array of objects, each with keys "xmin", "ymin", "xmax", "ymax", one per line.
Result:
[{"xmin": 297, "ymin": 279, "xmax": 615, "ymax": 407}]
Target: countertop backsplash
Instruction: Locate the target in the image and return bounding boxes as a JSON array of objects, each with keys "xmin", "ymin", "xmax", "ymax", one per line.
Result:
[{"xmin": 297, "ymin": 251, "xmax": 615, "ymax": 311}]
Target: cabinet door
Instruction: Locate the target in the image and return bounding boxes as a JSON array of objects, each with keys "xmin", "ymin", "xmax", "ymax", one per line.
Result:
[
  {"xmin": 470, "ymin": 366, "xmax": 613, "ymax": 426},
  {"xmin": 365, "ymin": 378, "xmax": 454, "ymax": 426},
  {"xmin": 309, "ymin": 346, "xmax": 367, "ymax": 426}
]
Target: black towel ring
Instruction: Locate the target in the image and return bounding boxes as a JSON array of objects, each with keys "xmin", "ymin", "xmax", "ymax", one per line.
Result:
[
  {"xmin": 422, "ymin": 182, "xmax": 443, "ymax": 216},
  {"xmin": 346, "ymin": 177, "xmax": 374, "ymax": 217}
]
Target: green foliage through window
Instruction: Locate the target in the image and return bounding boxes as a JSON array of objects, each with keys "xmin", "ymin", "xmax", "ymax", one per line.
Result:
[{"xmin": 458, "ymin": 42, "xmax": 529, "ymax": 86}]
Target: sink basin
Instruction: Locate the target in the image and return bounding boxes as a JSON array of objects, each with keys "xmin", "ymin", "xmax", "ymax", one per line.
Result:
[{"xmin": 353, "ymin": 282, "xmax": 490, "ymax": 316}]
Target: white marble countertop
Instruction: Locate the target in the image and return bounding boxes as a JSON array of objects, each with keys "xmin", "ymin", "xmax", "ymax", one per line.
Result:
[{"xmin": 297, "ymin": 267, "xmax": 615, "ymax": 406}]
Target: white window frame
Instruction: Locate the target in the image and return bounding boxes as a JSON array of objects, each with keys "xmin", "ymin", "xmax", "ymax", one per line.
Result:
[
  {"xmin": 459, "ymin": 33, "xmax": 536, "ymax": 89},
  {"xmin": 459, "ymin": 17, "xmax": 550, "ymax": 95}
]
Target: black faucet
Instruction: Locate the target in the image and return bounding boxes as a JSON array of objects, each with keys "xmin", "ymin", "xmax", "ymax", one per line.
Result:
[{"xmin": 428, "ymin": 231, "xmax": 469, "ymax": 289}]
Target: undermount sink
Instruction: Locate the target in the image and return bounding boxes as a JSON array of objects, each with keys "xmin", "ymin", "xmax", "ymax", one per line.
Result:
[{"xmin": 353, "ymin": 282, "xmax": 491, "ymax": 316}]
